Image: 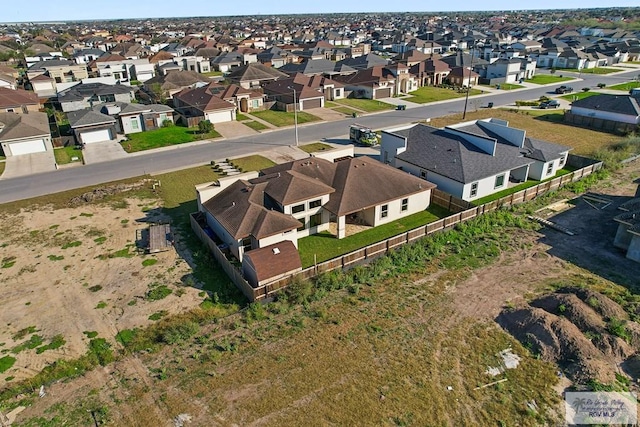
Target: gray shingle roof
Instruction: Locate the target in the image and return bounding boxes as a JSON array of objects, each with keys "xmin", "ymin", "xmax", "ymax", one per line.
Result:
[
  {"xmin": 0, "ymin": 111, "xmax": 50, "ymax": 141},
  {"xmin": 393, "ymin": 121, "xmax": 570, "ymax": 184},
  {"xmin": 58, "ymin": 83, "xmax": 134, "ymax": 102},
  {"xmin": 571, "ymin": 94, "xmax": 640, "ymax": 118},
  {"xmin": 68, "ymin": 109, "xmax": 116, "ymax": 128}
]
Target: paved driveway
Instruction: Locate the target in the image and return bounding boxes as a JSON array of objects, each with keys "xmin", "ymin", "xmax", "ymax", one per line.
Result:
[
  {"xmin": 83, "ymin": 141, "xmax": 127, "ymax": 164},
  {"xmin": 2, "ymin": 151, "xmax": 57, "ymax": 179},
  {"xmin": 215, "ymin": 121, "xmax": 258, "ymax": 139}
]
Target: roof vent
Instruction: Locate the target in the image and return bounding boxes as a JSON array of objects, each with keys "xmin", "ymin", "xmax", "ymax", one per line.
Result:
[{"xmin": 272, "ymin": 247, "xmax": 280, "ymax": 255}]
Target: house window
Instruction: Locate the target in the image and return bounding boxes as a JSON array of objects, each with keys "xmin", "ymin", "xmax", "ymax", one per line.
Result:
[
  {"xmin": 131, "ymin": 118, "xmax": 139, "ymax": 130},
  {"xmin": 381, "ymin": 204, "xmax": 388, "ymax": 218},
  {"xmin": 559, "ymin": 154, "xmax": 566, "ymax": 166},
  {"xmin": 241, "ymin": 237, "xmax": 252, "ymax": 252},
  {"xmin": 401, "ymin": 198, "xmax": 408, "ymax": 212},
  {"xmin": 309, "ymin": 213, "xmax": 322, "ymax": 228},
  {"xmin": 420, "ymin": 170, "xmax": 427, "ymax": 179},
  {"xmin": 309, "ymin": 199, "xmax": 322, "ymax": 209},
  {"xmin": 6, "ymin": 108, "xmax": 14, "ymax": 113},
  {"xmin": 546, "ymin": 162, "xmax": 554, "ymax": 175},
  {"xmin": 494, "ymin": 174, "xmax": 505, "ymax": 189},
  {"xmin": 252, "ymin": 100, "xmax": 260, "ymax": 108},
  {"xmin": 297, "ymin": 218, "xmax": 306, "ymax": 231},
  {"xmin": 470, "ymin": 182, "xmax": 478, "ymax": 197},
  {"xmin": 292, "ymin": 204, "xmax": 305, "ymax": 214}
]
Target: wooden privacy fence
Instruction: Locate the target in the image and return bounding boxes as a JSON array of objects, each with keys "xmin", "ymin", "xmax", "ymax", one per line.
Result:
[{"xmin": 194, "ymin": 158, "xmax": 603, "ymax": 302}]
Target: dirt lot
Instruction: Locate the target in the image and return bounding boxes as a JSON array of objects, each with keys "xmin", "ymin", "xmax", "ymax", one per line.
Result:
[
  {"xmin": 3, "ymin": 161, "xmax": 640, "ymax": 426},
  {"xmin": 0, "ymin": 197, "xmax": 203, "ymax": 383}
]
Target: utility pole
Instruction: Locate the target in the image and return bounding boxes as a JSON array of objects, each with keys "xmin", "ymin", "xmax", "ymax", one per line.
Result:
[{"xmin": 462, "ymin": 45, "xmax": 475, "ymax": 120}]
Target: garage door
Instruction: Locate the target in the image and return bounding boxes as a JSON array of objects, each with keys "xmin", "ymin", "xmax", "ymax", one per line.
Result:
[
  {"xmin": 301, "ymin": 98, "xmax": 322, "ymax": 110},
  {"xmin": 10, "ymin": 139, "xmax": 46, "ymax": 155},
  {"xmin": 81, "ymin": 129, "xmax": 111, "ymax": 144},
  {"xmin": 206, "ymin": 110, "xmax": 233, "ymax": 124},
  {"xmin": 374, "ymin": 87, "xmax": 392, "ymax": 99}
]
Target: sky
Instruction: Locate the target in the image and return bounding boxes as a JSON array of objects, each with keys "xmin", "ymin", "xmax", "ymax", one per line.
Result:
[{"xmin": 3, "ymin": 0, "xmax": 639, "ymax": 23}]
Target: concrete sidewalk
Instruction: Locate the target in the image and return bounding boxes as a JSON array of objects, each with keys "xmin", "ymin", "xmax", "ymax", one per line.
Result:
[{"xmin": 215, "ymin": 121, "xmax": 258, "ymax": 139}]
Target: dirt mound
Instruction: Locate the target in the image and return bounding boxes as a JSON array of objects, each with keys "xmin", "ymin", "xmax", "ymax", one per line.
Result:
[
  {"xmin": 497, "ymin": 306, "xmax": 616, "ymax": 383},
  {"xmin": 69, "ymin": 181, "xmax": 151, "ymax": 205},
  {"xmin": 559, "ymin": 287, "xmax": 629, "ymax": 321},
  {"xmin": 530, "ymin": 293, "xmax": 634, "ymax": 359}
]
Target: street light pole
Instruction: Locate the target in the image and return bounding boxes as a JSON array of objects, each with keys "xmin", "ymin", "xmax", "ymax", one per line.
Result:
[
  {"xmin": 462, "ymin": 45, "xmax": 475, "ymax": 120},
  {"xmin": 289, "ymin": 86, "xmax": 299, "ymax": 147}
]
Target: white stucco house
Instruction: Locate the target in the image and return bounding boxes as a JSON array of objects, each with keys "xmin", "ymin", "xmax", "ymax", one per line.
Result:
[
  {"xmin": 196, "ymin": 151, "xmax": 436, "ymax": 262},
  {"xmin": 380, "ymin": 118, "xmax": 571, "ymax": 202},
  {"xmin": 570, "ymin": 94, "xmax": 640, "ymax": 125}
]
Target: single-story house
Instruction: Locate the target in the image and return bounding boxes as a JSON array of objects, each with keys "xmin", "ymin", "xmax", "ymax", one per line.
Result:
[
  {"xmin": 142, "ymin": 70, "xmax": 209, "ymax": 100},
  {"xmin": 262, "ymin": 73, "xmax": 344, "ymax": 111},
  {"xmin": 57, "ymin": 82, "xmax": 135, "ymax": 112},
  {"xmin": 206, "ymin": 83, "xmax": 265, "ymax": 113},
  {"xmin": 569, "ymin": 94, "xmax": 640, "ymax": 125},
  {"xmin": 226, "ymin": 63, "xmax": 289, "ymax": 89},
  {"xmin": 380, "ymin": 118, "xmax": 571, "ymax": 202},
  {"xmin": 67, "ymin": 109, "xmax": 117, "ymax": 145},
  {"xmin": 95, "ymin": 102, "xmax": 175, "ymax": 134},
  {"xmin": 0, "ymin": 88, "xmax": 40, "ymax": 114},
  {"xmin": 332, "ymin": 65, "xmax": 395, "ymax": 99},
  {"xmin": 173, "ymin": 84, "xmax": 237, "ymax": 124},
  {"xmin": 196, "ymin": 154, "xmax": 436, "ymax": 263},
  {"xmin": 0, "ymin": 111, "xmax": 53, "ymax": 156}
]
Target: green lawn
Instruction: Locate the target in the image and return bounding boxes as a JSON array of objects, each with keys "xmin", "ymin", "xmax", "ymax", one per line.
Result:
[
  {"xmin": 609, "ymin": 81, "xmax": 640, "ymax": 92},
  {"xmin": 0, "ymin": 161, "xmax": 5, "ymax": 176},
  {"xmin": 243, "ymin": 120, "xmax": 269, "ymax": 131},
  {"xmin": 333, "ymin": 98, "xmax": 396, "ymax": 112},
  {"xmin": 562, "ymin": 67, "xmax": 620, "ymax": 75},
  {"xmin": 236, "ymin": 113, "xmax": 251, "ymax": 121},
  {"xmin": 299, "ymin": 142, "xmax": 333, "ymax": 154},
  {"xmin": 526, "ymin": 75, "xmax": 574, "ymax": 85},
  {"xmin": 53, "ymin": 146, "xmax": 83, "ymax": 165},
  {"xmin": 229, "ymin": 155, "xmax": 276, "ymax": 172},
  {"xmin": 404, "ymin": 86, "xmax": 482, "ymax": 104},
  {"xmin": 492, "ymin": 83, "xmax": 525, "ymax": 90},
  {"xmin": 250, "ymin": 110, "xmax": 322, "ymax": 127},
  {"xmin": 123, "ymin": 125, "xmax": 221, "ymax": 152},
  {"xmin": 559, "ymin": 91, "xmax": 601, "ymax": 101},
  {"xmin": 471, "ymin": 167, "xmax": 576, "ymax": 206},
  {"xmin": 324, "ymin": 101, "xmax": 340, "ymax": 108},
  {"xmin": 334, "ymin": 106, "xmax": 359, "ymax": 116},
  {"xmin": 201, "ymin": 71, "xmax": 223, "ymax": 77},
  {"xmin": 298, "ymin": 205, "xmax": 451, "ymax": 268}
]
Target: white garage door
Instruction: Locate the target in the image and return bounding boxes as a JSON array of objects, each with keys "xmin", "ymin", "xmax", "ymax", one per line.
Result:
[
  {"xmin": 81, "ymin": 129, "xmax": 111, "ymax": 144},
  {"xmin": 10, "ymin": 139, "xmax": 46, "ymax": 155},
  {"xmin": 206, "ymin": 110, "xmax": 233, "ymax": 124}
]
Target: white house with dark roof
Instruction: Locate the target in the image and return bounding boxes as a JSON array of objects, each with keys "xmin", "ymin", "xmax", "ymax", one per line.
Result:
[
  {"xmin": 381, "ymin": 118, "xmax": 571, "ymax": 202},
  {"xmin": 570, "ymin": 94, "xmax": 640, "ymax": 125}
]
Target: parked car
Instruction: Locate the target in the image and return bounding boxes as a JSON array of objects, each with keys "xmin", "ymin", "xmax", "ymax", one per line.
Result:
[
  {"xmin": 539, "ymin": 100, "xmax": 561, "ymax": 109},
  {"xmin": 555, "ymin": 85, "xmax": 574, "ymax": 94}
]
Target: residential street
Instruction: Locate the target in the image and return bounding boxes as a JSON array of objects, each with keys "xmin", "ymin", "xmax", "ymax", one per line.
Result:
[{"xmin": 1, "ymin": 68, "xmax": 638, "ymax": 204}]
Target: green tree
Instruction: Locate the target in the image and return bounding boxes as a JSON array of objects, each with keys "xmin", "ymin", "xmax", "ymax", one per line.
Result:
[{"xmin": 198, "ymin": 120, "xmax": 213, "ymax": 134}]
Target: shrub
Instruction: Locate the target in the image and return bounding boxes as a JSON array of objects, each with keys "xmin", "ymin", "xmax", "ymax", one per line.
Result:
[
  {"xmin": 159, "ymin": 321, "xmax": 199, "ymax": 344},
  {"xmin": 88, "ymin": 338, "xmax": 115, "ymax": 366},
  {"xmin": 162, "ymin": 119, "xmax": 174, "ymax": 128},
  {"xmin": 198, "ymin": 119, "xmax": 213, "ymax": 134},
  {"xmin": 607, "ymin": 318, "xmax": 631, "ymax": 343},
  {"xmin": 582, "ymin": 87, "xmax": 590, "ymax": 92},
  {"xmin": 0, "ymin": 356, "xmax": 16, "ymax": 373},
  {"xmin": 597, "ymin": 83, "xmax": 606, "ymax": 88},
  {"xmin": 146, "ymin": 284, "xmax": 172, "ymax": 301}
]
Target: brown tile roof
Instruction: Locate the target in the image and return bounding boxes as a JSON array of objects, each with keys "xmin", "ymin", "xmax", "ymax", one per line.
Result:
[
  {"xmin": 149, "ymin": 51, "xmax": 175, "ymax": 63},
  {"xmin": 262, "ymin": 156, "xmax": 435, "ymax": 216},
  {"xmin": 95, "ymin": 53, "xmax": 127, "ymax": 62},
  {"xmin": 145, "ymin": 70, "xmax": 209, "ymax": 91},
  {"xmin": 252, "ymin": 170, "xmax": 335, "ymax": 206},
  {"xmin": 243, "ymin": 241, "xmax": 301, "ymax": 283},
  {"xmin": 202, "ymin": 179, "xmax": 302, "ymax": 240},
  {"xmin": 173, "ymin": 84, "xmax": 236, "ymax": 112},
  {"xmin": 0, "ymin": 88, "xmax": 39, "ymax": 109},
  {"xmin": 227, "ymin": 63, "xmax": 288, "ymax": 83},
  {"xmin": 332, "ymin": 66, "xmax": 395, "ymax": 88},
  {"xmin": 0, "ymin": 111, "xmax": 50, "ymax": 141}
]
